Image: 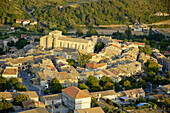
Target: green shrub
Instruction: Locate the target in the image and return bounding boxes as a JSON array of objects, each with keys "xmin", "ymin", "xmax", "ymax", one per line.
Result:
[
  {"xmin": 43, "ymin": 89, "xmax": 49, "ymax": 94},
  {"xmin": 123, "ymin": 106, "xmax": 136, "ymax": 110},
  {"xmin": 112, "ymin": 101, "xmax": 120, "ymax": 108}
]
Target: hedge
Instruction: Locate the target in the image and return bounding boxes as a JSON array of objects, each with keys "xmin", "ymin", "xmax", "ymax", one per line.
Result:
[
  {"xmin": 123, "ymin": 106, "xmax": 136, "ymax": 110},
  {"xmin": 149, "ymin": 102, "xmax": 157, "ymax": 108},
  {"xmin": 123, "ymin": 105, "xmax": 152, "ymax": 110},
  {"xmin": 106, "ymin": 99, "xmax": 120, "ymax": 108}
]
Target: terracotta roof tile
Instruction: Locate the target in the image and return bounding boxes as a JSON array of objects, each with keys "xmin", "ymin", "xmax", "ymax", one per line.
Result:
[
  {"xmin": 62, "ymin": 86, "xmax": 91, "ymax": 99},
  {"xmin": 86, "ymin": 63, "xmax": 107, "ymax": 69},
  {"xmin": 22, "ymin": 100, "xmax": 44, "ymax": 106},
  {"xmin": 77, "ymin": 107, "xmax": 104, "ymax": 113}
]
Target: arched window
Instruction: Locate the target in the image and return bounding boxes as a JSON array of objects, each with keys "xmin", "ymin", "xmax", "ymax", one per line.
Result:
[{"xmin": 82, "ymin": 45, "xmax": 84, "ymax": 49}]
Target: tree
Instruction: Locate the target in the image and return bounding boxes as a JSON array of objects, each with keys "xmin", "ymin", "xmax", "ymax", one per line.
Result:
[
  {"xmin": 12, "ymin": 23, "xmax": 20, "ymax": 28},
  {"xmin": 76, "ymin": 28, "xmax": 83, "ymax": 36},
  {"xmin": 0, "ymin": 48, "xmax": 5, "ymax": 55},
  {"xmin": 94, "ymin": 41, "xmax": 105, "ymax": 53},
  {"xmin": 86, "ymin": 28, "xmax": 98, "ymax": 37},
  {"xmin": 90, "ymin": 84, "xmax": 103, "ymax": 91},
  {"xmin": 125, "ymin": 26, "xmax": 132, "ymax": 39},
  {"xmin": 14, "ymin": 94, "xmax": 28, "ymax": 105},
  {"xmin": 0, "ymin": 98, "xmax": 13, "ymax": 113},
  {"xmin": 78, "ymin": 83, "xmax": 89, "ymax": 90},
  {"xmin": 86, "ymin": 75, "xmax": 99, "ymax": 87},
  {"xmin": 147, "ymin": 60, "xmax": 159, "ymax": 73},
  {"xmin": 66, "ymin": 59, "xmax": 77, "ymax": 68},
  {"xmin": 103, "ymin": 82, "xmax": 114, "ymax": 90},
  {"xmin": 15, "ymin": 38, "xmax": 30, "ymax": 49},
  {"xmin": 15, "ymin": 84, "xmax": 28, "ymax": 91},
  {"xmin": 115, "ymin": 83, "xmax": 121, "ymax": 91},
  {"xmin": 104, "ymin": 106, "xmax": 110, "ymax": 113},
  {"xmin": 138, "ymin": 79, "xmax": 147, "ymax": 89},
  {"xmin": 78, "ymin": 53, "xmax": 92, "ymax": 67},
  {"xmin": 0, "ymin": 77, "xmax": 11, "ymax": 91},
  {"xmin": 9, "ymin": 77, "xmax": 19, "ymax": 86},
  {"xmin": 43, "ymin": 89, "xmax": 49, "ymax": 94},
  {"xmin": 99, "ymin": 76, "xmax": 114, "ymax": 87},
  {"xmin": 50, "ymin": 83, "xmax": 64, "ymax": 94},
  {"xmin": 50, "ymin": 78, "xmax": 60, "ymax": 86},
  {"xmin": 124, "ymin": 38, "xmax": 128, "ymax": 42},
  {"xmin": 167, "ymin": 71, "xmax": 170, "ymax": 79},
  {"xmin": 123, "ymin": 80, "xmax": 131, "ymax": 90},
  {"xmin": 50, "ymin": 78, "xmax": 64, "ymax": 94},
  {"xmin": 139, "ymin": 46, "xmax": 152, "ymax": 55},
  {"xmin": 7, "ymin": 41, "xmax": 14, "ymax": 47}
]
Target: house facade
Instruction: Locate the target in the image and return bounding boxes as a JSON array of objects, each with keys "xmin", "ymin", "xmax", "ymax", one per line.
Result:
[
  {"xmin": 2, "ymin": 67, "xmax": 18, "ymax": 79},
  {"xmin": 62, "ymin": 86, "xmax": 91, "ymax": 110},
  {"xmin": 40, "ymin": 93, "xmax": 62, "ymax": 106}
]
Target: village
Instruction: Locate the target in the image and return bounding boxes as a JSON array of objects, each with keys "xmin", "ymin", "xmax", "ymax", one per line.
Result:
[{"xmin": 0, "ymin": 29, "xmax": 169, "ymax": 113}]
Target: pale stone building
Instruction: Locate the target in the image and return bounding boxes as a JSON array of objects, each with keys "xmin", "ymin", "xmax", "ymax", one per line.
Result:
[
  {"xmin": 40, "ymin": 30, "xmax": 94, "ymax": 53},
  {"xmin": 40, "ymin": 93, "xmax": 62, "ymax": 106},
  {"xmin": 74, "ymin": 107, "xmax": 105, "ymax": 113},
  {"xmin": 62, "ymin": 86, "xmax": 91, "ymax": 110},
  {"xmin": 2, "ymin": 67, "xmax": 18, "ymax": 79}
]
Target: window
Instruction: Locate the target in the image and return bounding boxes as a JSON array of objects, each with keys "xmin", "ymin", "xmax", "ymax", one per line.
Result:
[
  {"xmin": 60, "ymin": 42, "xmax": 62, "ymax": 47},
  {"xmin": 82, "ymin": 45, "xmax": 84, "ymax": 49},
  {"xmin": 67, "ymin": 43, "xmax": 69, "ymax": 48},
  {"xmin": 75, "ymin": 44, "xmax": 77, "ymax": 49}
]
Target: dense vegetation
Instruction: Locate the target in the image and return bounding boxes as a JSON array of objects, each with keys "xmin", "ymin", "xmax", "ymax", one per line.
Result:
[
  {"xmin": 24, "ymin": 0, "xmax": 169, "ymax": 31},
  {"xmin": 0, "ymin": 98, "xmax": 13, "ymax": 113},
  {"xmin": 0, "ymin": 0, "xmax": 30, "ymax": 24},
  {"xmin": 112, "ymin": 28, "xmax": 170, "ymax": 51},
  {"xmin": 0, "ymin": 77, "xmax": 28, "ymax": 92}
]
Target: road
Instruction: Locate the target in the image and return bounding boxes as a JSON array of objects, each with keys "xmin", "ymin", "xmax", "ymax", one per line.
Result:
[
  {"xmin": 20, "ymin": 70, "xmax": 43, "ymax": 96},
  {"xmin": 23, "ymin": 5, "xmax": 45, "ymax": 28}
]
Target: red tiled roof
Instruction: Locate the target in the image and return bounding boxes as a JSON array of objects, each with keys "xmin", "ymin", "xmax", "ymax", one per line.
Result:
[
  {"xmin": 86, "ymin": 63, "xmax": 107, "ymax": 69},
  {"xmin": 62, "ymin": 86, "xmax": 91, "ymax": 99},
  {"xmin": 162, "ymin": 51, "xmax": 169, "ymax": 54},
  {"xmin": 128, "ymin": 42, "xmax": 145, "ymax": 45},
  {"xmin": 22, "ymin": 100, "xmax": 45, "ymax": 106},
  {"xmin": 110, "ymin": 44, "xmax": 122, "ymax": 50},
  {"xmin": 46, "ymin": 65, "xmax": 57, "ymax": 70},
  {"xmin": 101, "ymin": 70, "xmax": 110, "ymax": 75},
  {"xmin": 90, "ymin": 53, "xmax": 96, "ymax": 56}
]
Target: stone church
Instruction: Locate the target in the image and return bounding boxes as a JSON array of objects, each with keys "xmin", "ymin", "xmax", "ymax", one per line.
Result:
[{"xmin": 40, "ymin": 30, "xmax": 95, "ymax": 53}]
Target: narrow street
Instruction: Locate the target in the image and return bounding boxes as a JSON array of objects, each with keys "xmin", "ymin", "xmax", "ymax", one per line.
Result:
[{"xmin": 20, "ymin": 70, "xmax": 43, "ymax": 96}]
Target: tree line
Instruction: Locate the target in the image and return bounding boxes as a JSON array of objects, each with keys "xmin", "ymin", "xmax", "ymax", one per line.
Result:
[{"xmin": 24, "ymin": 0, "xmax": 170, "ymax": 31}]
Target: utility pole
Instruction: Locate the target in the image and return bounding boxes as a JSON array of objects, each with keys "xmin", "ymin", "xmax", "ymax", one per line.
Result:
[
  {"xmin": 52, "ymin": 100, "xmax": 53, "ymax": 113},
  {"xmin": 60, "ymin": 103, "xmax": 62, "ymax": 113},
  {"xmin": 39, "ymin": 88, "xmax": 41, "ymax": 96}
]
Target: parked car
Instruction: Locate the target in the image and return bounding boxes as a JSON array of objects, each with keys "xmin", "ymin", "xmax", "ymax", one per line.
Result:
[{"xmin": 55, "ymin": 104, "xmax": 58, "ymax": 108}]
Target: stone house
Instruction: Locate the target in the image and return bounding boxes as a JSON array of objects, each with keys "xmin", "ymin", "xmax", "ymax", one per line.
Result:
[
  {"xmin": 0, "ymin": 91, "xmax": 39, "ymax": 102},
  {"xmin": 22, "ymin": 100, "xmax": 45, "ymax": 109},
  {"xmin": 40, "ymin": 93, "xmax": 62, "ymax": 106},
  {"xmin": 2, "ymin": 67, "xmax": 18, "ymax": 79},
  {"xmin": 17, "ymin": 107, "xmax": 49, "ymax": 113},
  {"xmin": 90, "ymin": 90, "xmax": 117, "ymax": 100},
  {"xmin": 86, "ymin": 63, "xmax": 107, "ymax": 72},
  {"xmin": 74, "ymin": 107, "xmax": 105, "ymax": 113},
  {"xmin": 120, "ymin": 88, "xmax": 145, "ymax": 99},
  {"xmin": 62, "ymin": 86, "xmax": 91, "ymax": 110}
]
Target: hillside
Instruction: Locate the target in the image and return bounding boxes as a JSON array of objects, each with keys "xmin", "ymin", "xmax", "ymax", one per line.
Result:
[
  {"xmin": 24, "ymin": 0, "xmax": 169, "ymax": 31},
  {"xmin": 0, "ymin": 0, "xmax": 31, "ymax": 24}
]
